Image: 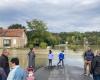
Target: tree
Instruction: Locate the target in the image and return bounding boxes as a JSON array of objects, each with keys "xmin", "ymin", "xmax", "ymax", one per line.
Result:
[
  {"xmin": 27, "ymin": 19, "xmax": 48, "ymax": 47},
  {"xmin": 27, "ymin": 19, "xmax": 47, "ymax": 31},
  {"xmin": 8, "ymin": 24, "xmax": 26, "ymax": 29}
]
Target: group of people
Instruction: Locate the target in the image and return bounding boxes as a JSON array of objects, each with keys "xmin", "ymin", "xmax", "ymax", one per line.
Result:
[
  {"xmin": 83, "ymin": 47, "xmax": 100, "ymax": 80},
  {"xmin": 0, "ymin": 47, "xmax": 100, "ymax": 80},
  {"xmin": 48, "ymin": 50, "xmax": 64, "ymax": 68},
  {"xmin": 48, "ymin": 48, "xmax": 100, "ymax": 80},
  {"xmin": 0, "ymin": 49, "xmax": 26, "ymax": 80},
  {"xmin": 0, "ymin": 48, "xmax": 36, "ymax": 80}
]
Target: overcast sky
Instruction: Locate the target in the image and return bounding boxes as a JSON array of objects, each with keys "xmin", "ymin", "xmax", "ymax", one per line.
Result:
[{"xmin": 0, "ymin": 0, "xmax": 100, "ymax": 32}]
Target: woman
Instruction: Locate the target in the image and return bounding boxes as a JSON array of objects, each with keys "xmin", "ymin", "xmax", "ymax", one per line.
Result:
[
  {"xmin": 91, "ymin": 50, "xmax": 100, "ymax": 80},
  {"xmin": 28, "ymin": 48, "xmax": 36, "ymax": 69}
]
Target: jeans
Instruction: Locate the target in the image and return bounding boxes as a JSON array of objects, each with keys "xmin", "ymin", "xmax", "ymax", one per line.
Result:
[
  {"xmin": 57, "ymin": 59, "xmax": 64, "ymax": 66},
  {"xmin": 93, "ymin": 75, "xmax": 100, "ymax": 80},
  {"xmin": 49, "ymin": 59, "xmax": 52, "ymax": 67}
]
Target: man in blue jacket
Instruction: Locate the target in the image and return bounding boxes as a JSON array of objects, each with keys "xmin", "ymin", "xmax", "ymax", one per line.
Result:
[
  {"xmin": 83, "ymin": 47, "xmax": 94, "ymax": 76},
  {"xmin": 57, "ymin": 50, "xmax": 64, "ymax": 67}
]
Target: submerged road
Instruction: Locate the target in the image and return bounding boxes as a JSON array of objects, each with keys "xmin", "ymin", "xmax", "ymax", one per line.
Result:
[{"xmin": 35, "ymin": 50, "xmax": 93, "ymax": 80}]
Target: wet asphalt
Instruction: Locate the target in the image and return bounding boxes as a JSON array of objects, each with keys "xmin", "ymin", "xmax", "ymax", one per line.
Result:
[
  {"xmin": 35, "ymin": 51, "xmax": 93, "ymax": 80},
  {"xmin": 35, "ymin": 65, "xmax": 93, "ymax": 80}
]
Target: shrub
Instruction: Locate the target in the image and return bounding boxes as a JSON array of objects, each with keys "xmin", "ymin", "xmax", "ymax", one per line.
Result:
[
  {"xmin": 68, "ymin": 45, "xmax": 78, "ymax": 51},
  {"xmin": 40, "ymin": 42, "xmax": 47, "ymax": 49}
]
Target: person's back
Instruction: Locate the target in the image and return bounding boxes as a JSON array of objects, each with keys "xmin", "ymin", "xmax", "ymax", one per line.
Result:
[
  {"xmin": 59, "ymin": 52, "xmax": 64, "ymax": 60},
  {"xmin": 57, "ymin": 51, "xmax": 64, "ymax": 67}
]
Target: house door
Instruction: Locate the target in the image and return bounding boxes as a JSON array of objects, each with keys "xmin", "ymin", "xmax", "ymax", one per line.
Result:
[{"xmin": 3, "ymin": 39, "xmax": 11, "ymax": 48}]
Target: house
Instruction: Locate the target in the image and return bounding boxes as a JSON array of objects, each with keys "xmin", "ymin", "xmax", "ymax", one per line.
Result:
[{"xmin": 0, "ymin": 29, "xmax": 27, "ymax": 48}]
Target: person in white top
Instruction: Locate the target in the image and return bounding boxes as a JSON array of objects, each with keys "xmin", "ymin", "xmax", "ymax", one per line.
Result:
[{"xmin": 48, "ymin": 50, "xmax": 54, "ymax": 67}]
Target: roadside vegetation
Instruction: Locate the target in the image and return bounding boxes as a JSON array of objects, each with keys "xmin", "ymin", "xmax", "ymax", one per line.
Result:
[{"xmin": 2, "ymin": 19, "xmax": 100, "ymax": 50}]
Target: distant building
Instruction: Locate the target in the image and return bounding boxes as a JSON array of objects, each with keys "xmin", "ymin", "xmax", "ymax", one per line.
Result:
[{"xmin": 0, "ymin": 29, "xmax": 27, "ymax": 48}]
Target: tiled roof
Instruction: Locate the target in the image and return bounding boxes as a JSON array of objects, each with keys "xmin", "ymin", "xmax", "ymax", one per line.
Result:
[{"xmin": 0, "ymin": 29, "xmax": 25, "ymax": 37}]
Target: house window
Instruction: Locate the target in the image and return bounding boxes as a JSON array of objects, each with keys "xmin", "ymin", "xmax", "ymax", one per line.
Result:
[
  {"xmin": 3, "ymin": 39, "xmax": 11, "ymax": 47},
  {"xmin": 13, "ymin": 39, "xmax": 16, "ymax": 45}
]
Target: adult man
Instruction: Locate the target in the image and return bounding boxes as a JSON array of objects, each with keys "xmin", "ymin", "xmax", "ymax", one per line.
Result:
[
  {"xmin": 83, "ymin": 47, "xmax": 94, "ymax": 76},
  {"xmin": 57, "ymin": 50, "xmax": 64, "ymax": 67},
  {"xmin": 7, "ymin": 57, "xmax": 26, "ymax": 80},
  {"xmin": 0, "ymin": 49, "xmax": 10, "ymax": 79}
]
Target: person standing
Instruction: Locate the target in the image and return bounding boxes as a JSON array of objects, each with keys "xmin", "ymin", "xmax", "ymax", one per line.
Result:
[
  {"xmin": 91, "ymin": 51, "xmax": 100, "ymax": 80},
  {"xmin": 48, "ymin": 50, "xmax": 54, "ymax": 67},
  {"xmin": 28, "ymin": 48, "xmax": 36, "ymax": 69},
  {"xmin": 83, "ymin": 47, "xmax": 94, "ymax": 76},
  {"xmin": 7, "ymin": 57, "xmax": 26, "ymax": 80},
  {"xmin": 57, "ymin": 50, "xmax": 64, "ymax": 67},
  {"xmin": 0, "ymin": 49, "xmax": 10, "ymax": 79}
]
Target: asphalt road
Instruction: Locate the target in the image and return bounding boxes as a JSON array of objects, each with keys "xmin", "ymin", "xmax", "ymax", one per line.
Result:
[
  {"xmin": 35, "ymin": 65, "xmax": 93, "ymax": 80},
  {"xmin": 35, "ymin": 51, "xmax": 93, "ymax": 80}
]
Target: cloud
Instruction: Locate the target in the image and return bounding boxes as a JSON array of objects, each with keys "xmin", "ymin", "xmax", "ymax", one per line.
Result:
[{"xmin": 0, "ymin": 0, "xmax": 100, "ymax": 32}]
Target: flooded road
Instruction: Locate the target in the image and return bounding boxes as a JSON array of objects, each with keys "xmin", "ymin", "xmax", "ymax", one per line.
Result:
[
  {"xmin": 0, "ymin": 48, "xmax": 93, "ymax": 80},
  {"xmin": 0, "ymin": 49, "xmax": 85, "ymax": 69},
  {"xmin": 35, "ymin": 49, "xmax": 93, "ymax": 80},
  {"xmin": 0, "ymin": 49, "xmax": 49, "ymax": 68},
  {"xmin": 64, "ymin": 50, "xmax": 84, "ymax": 68}
]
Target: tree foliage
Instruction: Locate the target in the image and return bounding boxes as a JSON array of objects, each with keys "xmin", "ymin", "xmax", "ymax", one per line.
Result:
[
  {"xmin": 5, "ymin": 19, "xmax": 100, "ymax": 49},
  {"xmin": 8, "ymin": 24, "xmax": 25, "ymax": 29},
  {"xmin": 27, "ymin": 19, "xmax": 47, "ymax": 31},
  {"xmin": 27, "ymin": 19, "xmax": 58, "ymax": 48}
]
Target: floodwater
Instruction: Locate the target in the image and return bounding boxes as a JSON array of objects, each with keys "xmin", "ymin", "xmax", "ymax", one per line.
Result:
[
  {"xmin": 64, "ymin": 50, "xmax": 84, "ymax": 68},
  {"xmin": 0, "ymin": 49, "xmax": 85, "ymax": 69},
  {"xmin": 51, "ymin": 49, "xmax": 84, "ymax": 68},
  {"xmin": 0, "ymin": 49, "xmax": 49, "ymax": 69}
]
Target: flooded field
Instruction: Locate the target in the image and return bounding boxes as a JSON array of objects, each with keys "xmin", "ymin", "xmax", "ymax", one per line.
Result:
[
  {"xmin": 0, "ymin": 48, "xmax": 89, "ymax": 69},
  {"xmin": 0, "ymin": 49, "xmax": 49, "ymax": 69}
]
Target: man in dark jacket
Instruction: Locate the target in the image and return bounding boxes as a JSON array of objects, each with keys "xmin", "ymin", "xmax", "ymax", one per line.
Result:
[
  {"xmin": 28, "ymin": 48, "xmax": 36, "ymax": 69},
  {"xmin": 0, "ymin": 49, "xmax": 10, "ymax": 80},
  {"xmin": 83, "ymin": 47, "xmax": 94, "ymax": 75},
  {"xmin": 91, "ymin": 51, "xmax": 100, "ymax": 80}
]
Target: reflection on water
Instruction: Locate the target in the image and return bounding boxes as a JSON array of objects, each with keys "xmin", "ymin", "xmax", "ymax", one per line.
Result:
[
  {"xmin": 0, "ymin": 49, "xmax": 48, "ymax": 69},
  {"xmin": 0, "ymin": 49, "xmax": 85, "ymax": 69},
  {"xmin": 65, "ymin": 54, "xmax": 84, "ymax": 68},
  {"xmin": 65, "ymin": 50, "xmax": 84, "ymax": 68}
]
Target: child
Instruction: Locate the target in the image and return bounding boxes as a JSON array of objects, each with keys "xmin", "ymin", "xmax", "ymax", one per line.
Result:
[{"xmin": 26, "ymin": 67, "xmax": 35, "ymax": 80}]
